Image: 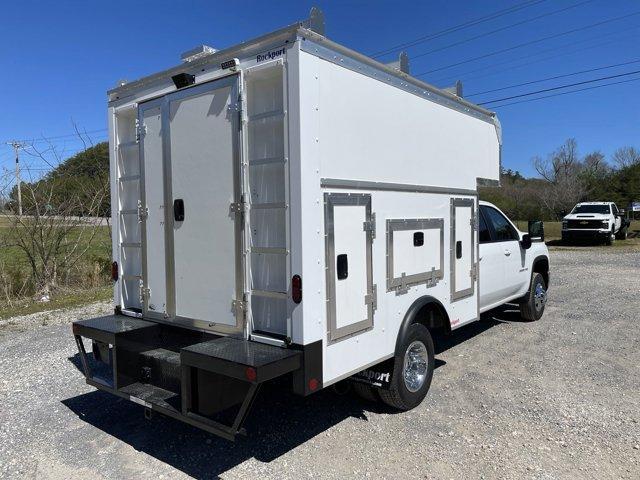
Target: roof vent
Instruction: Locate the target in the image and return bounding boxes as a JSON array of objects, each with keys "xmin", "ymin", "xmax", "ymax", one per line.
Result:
[
  {"xmin": 386, "ymin": 51, "xmax": 410, "ymax": 74},
  {"xmin": 181, "ymin": 45, "xmax": 217, "ymax": 63}
]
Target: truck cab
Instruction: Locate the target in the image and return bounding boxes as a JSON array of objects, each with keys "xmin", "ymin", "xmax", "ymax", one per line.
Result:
[
  {"xmin": 561, "ymin": 202, "xmax": 629, "ymax": 245},
  {"xmin": 478, "ymin": 201, "xmax": 550, "ymax": 320}
]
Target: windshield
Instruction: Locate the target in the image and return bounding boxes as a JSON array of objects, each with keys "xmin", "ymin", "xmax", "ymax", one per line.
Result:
[{"xmin": 572, "ymin": 204, "xmax": 611, "ymax": 214}]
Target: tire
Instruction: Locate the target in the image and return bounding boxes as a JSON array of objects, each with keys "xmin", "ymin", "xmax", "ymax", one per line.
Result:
[
  {"xmin": 519, "ymin": 272, "xmax": 547, "ymax": 321},
  {"xmin": 352, "ymin": 381, "xmax": 379, "ymax": 403},
  {"xmin": 379, "ymin": 323, "xmax": 435, "ymax": 411},
  {"xmin": 615, "ymin": 227, "xmax": 627, "ymax": 240},
  {"xmin": 605, "ymin": 228, "xmax": 614, "ymax": 246}
]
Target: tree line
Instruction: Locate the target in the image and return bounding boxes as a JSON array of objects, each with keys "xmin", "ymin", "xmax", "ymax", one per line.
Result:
[{"xmin": 480, "ymin": 139, "xmax": 640, "ymax": 220}]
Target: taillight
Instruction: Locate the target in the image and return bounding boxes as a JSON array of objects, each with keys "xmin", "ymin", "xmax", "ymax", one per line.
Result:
[
  {"xmin": 111, "ymin": 261, "xmax": 118, "ymax": 281},
  {"xmin": 292, "ymin": 274, "xmax": 302, "ymax": 303}
]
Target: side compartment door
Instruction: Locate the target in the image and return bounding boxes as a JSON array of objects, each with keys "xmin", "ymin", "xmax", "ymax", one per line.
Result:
[
  {"xmin": 451, "ymin": 198, "xmax": 476, "ymax": 301},
  {"xmin": 325, "ymin": 193, "xmax": 376, "ymax": 343},
  {"xmin": 139, "ymin": 100, "xmax": 168, "ymax": 318}
]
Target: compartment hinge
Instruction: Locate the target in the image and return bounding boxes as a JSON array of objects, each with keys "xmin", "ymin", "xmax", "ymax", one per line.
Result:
[
  {"xmin": 470, "ymin": 216, "xmax": 478, "ymax": 230},
  {"xmin": 135, "ymin": 119, "xmax": 146, "ymax": 143},
  {"xmin": 363, "ymin": 212, "xmax": 376, "ymax": 239},
  {"xmin": 365, "ymin": 284, "xmax": 378, "ymax": 312},
  {"xmin": 230, "ymin": 195, "xmax": 246, "ymax": 226},
  {"xmin": 470, "ymin": 264, "xmax": 478, "ymax": 281},
  {"xmin": 139, "ymin": 283, "xmax": 150, "ymax": 303},
  {"xmin": 232, "ymin": 298, "xmax": 247, "ymax": 319},
  {"xmin": 137, "ymin": 200, "xmax": 148, "ymax": 223}
]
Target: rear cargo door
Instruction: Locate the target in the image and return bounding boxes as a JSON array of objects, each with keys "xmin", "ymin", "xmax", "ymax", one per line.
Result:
[
  {"xmin": 139, "ymin": 100, "xmax": 168, "ymax": 319},
  {"xmin": 165, "ymin": 77, "xmax": 243, "ymax": 331}
]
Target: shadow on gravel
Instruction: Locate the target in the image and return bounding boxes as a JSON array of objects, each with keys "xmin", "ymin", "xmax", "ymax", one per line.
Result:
[{"xmin": 61, "ymin": 310, "xmax": 515, "ymax": 479}]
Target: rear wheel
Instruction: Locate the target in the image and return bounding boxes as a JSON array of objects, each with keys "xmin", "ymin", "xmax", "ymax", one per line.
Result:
[
  {"xmin": 379, "ymin": 323, "xmax": 434, "ymax": 411},
  {"xmin": 519, "ymin": 272, "xmax": 547, "ymax": 321}
]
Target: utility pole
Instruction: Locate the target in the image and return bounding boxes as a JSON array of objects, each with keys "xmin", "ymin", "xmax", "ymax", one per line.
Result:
[{"xmin": 6, "ymin": 141, "xmax": 24, "ymax": 216}]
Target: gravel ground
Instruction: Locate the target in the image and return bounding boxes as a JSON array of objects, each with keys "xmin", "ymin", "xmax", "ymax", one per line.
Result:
[{"xmin": 0, "ymin": 249, "xmax": 638, "ymax": 479}]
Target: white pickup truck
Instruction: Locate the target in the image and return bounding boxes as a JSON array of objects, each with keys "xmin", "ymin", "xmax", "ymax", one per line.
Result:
[{"xmin": 561, "ymin": 202, "xmax": 630, "ymax": 245}]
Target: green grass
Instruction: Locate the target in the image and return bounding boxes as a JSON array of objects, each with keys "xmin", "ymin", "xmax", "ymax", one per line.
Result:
[{"xmin": 0, "ymin": 286, "xmax": 112, "ymax": 319}]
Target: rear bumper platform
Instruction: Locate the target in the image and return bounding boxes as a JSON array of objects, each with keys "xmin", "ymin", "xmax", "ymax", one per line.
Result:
[{"xmin": 72, "ymin": 315, "xmax": 302, "ymax": 440}]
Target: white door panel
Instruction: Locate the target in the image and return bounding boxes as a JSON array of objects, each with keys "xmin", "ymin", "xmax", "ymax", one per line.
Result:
[
  {"xmin": 140, "ymin": 104, "xmax": 167, "ymax": 317},
  {"xmin": 451, "ymin": 198, "xmax": 476, "ymax": 301},
  {"xmin": 168, "ymin": 81, "xmax": 239, "ymax": 326},
  {"xmin": 325, "ymin": 193, "xmax": 375, "ymax": 343},
  {"xmin": 479, "ymin": 242, "xmax": 504, "ymax": 309},
  {"xmin": 334, "ymin": 205, "xmax": 368, "ymax": 329}
]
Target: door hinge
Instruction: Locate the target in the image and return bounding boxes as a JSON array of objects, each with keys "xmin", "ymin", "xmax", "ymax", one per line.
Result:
[
  {"xmin": 232, "ymin": 298, "xmax": 247, "ymax": 319},
  {"xmin": 363, "ymin": 213, "xmax": 376, "ymax": 239},
  {"xmin": 470, "ymin": 264, "xmax": 478, "ymax": 281},
  {"xmin": 230, "ymin": 195, "xmax": 246, "ymax": 226},
  {"xmin": 135, "ymin": 119, "xmax": 146, "ymax": 143},
  {"xmin": 470, "ymin": 216, "xmax": 478, "ymax": 230},
  {"xmin": 139, "ymin": 283, "xmax": 150, "ymax": 303},
  {"xmin": 229, "ymin": 96, "xmax": 245, "ymax": 130},
  {"xmin": 137, "ymin": 200, "xmax": 148, "ymax": 223},
  {"xmin": 365, "ymin": 284, "xmax": 378, "ymax": 312}
]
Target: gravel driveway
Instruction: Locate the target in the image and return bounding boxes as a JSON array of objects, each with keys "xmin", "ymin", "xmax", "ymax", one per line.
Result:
[{"xmin": 0, "ymin": 249, "xmax": 638, "ymax": 479}]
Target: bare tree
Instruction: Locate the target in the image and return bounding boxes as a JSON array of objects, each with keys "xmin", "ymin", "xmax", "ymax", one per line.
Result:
[
  {"xmin": 533, "ymin": 138, "xmax": 588, "ymax": 218},
  {"xmin": 0, "ymin": 131, "xmax": 109, "ymax": 298},
  {"xmin": 612, "ymin": 146, "xmax": 640, "ymax": 169}
]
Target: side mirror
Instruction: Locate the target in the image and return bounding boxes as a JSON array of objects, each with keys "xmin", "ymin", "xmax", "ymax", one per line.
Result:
[
  {"xmin": 528, "ymin": 220, "xmax": 545, "ymax": 241},
  {"xmin": 619, "ymin": 209, "xmax": 625, "ymax": 216},
  {"xmin": 520, "ymin": 233, "xmax": 532, "ymax": 250}
]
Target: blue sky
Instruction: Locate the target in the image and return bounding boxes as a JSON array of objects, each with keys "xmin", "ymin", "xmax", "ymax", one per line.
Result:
[{"xmin": 0, "ymin": 0, "xmax": 638, "ymax": 177}]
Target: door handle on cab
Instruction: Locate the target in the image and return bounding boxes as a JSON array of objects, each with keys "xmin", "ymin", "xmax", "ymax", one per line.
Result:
[{"xmin": 504, "ymin": 249, "xmax": 511, "ymax": 256}]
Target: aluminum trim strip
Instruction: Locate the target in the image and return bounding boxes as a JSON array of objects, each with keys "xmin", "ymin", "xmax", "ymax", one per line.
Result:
[{"xmin": 321, "ymin": 178, "xmax": 477, "ymax": 196}]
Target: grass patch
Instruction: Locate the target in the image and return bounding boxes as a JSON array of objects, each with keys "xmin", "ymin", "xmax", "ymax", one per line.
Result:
[{"xmin": 0, "ymin": 285, "xmax": 112, "ymax": 320}]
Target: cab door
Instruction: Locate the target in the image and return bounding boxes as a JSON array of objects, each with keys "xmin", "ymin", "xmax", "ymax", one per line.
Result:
[{"xmin": 479, "ymin": 205, "xmax": 529, "ymax": 305}]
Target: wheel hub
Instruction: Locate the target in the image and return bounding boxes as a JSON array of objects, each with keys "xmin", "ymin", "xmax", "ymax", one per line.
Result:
[
  {"xmin": 403, "ymin": 341, "xmax": 428, "ymax": 392},
  {"xmin": 534, "ymin": 283, "xmax": 547, "ymax": 311}
]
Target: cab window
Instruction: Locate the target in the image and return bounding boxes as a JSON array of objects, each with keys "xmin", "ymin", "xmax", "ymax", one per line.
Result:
[
  {"xmin": 481, "ymin": 206, "xmax": 519, "ymax": 242},
  {"xmin": 611, "ymin": 204, "xmax": 619, "ymax": 215},
  {"xmin": 478, "ymin": 211, "xmax": 491, "ymax": 243}
]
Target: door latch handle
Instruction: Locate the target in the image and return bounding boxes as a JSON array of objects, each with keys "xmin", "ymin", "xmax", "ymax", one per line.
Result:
[
  {"xmin": 173, "ymin": 199, "xmax": 184, "ymax": 222},
  {"xmin": 504, "ymin": 249, "xmax": 511, "ymax": 256}
]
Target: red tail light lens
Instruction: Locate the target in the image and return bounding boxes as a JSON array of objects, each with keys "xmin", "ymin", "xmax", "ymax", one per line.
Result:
[
  {"xmin": 245, "ymin": 367, "xmax": 257, "ymax": 382},
  {"xmin": 292, "ymin": 274, "xmax": 302, "ymax": 303},
  {"xmin": 111, "ymin": 261, "xmax": 119, "ymax": 281}
]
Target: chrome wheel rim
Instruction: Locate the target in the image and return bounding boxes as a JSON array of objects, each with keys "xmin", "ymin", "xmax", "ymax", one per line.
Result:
[
  {"xmin": 403, "ymin": 341, "xmax": 428, "ymax": 392},
  {"xmin": 534, "ymin": 283, "xmax": 547, "ymax": 311}
]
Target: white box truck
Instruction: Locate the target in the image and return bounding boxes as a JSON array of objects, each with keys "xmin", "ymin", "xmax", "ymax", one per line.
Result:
[{"xmin": 72, "ymin": 8, "xmax": 550, "ymax": 440}]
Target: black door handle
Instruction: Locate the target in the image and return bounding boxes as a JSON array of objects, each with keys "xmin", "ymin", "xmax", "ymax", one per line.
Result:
[
  {"xmin": 174, "ymin": 199, "xmax": 185, "ymax": 221},
  {"xmin": 456, "ymin": 241, "xmax": 462, "ymax": 259}
]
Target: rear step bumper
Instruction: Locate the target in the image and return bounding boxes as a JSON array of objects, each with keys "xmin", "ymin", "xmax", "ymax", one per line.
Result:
[{"xmin": 72, "ymin": 315, "xmax": 302, "ymax": 441}]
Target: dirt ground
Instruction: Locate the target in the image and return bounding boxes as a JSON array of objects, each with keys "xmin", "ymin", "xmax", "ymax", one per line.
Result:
[{"xmin": 0, "ymin": 248, "xmax": 638, "ymax": 479}]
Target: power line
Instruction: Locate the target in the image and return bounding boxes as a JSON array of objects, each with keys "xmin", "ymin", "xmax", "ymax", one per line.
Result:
[
  {"xmin": 415, "ymin": 10, "xmax": 640, "ymax": 76},
  {"xmin": 467, "ymin": 59, "xmax": 640, "ymax": 97},
  {"xmin": 411, "ymin": 0, "xmax": 594, "ymax": 61},
  {"xmin": 430, "ymin": 25, "xmax": 640, "ymax": 85},
  {"xmin": 370, "ymin": 0, "xmax": 546, "ymax": 58},
  {"xmin": 1, "ymin": 128, "xmax": 107, "ymax": 145},
  {"xmin": 479, "ymin": 69, "xmax": 640, "ymax": 105},
  {"xmin": 488, "ymin": 75, "xmax": 640, "ymax": 108}
]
